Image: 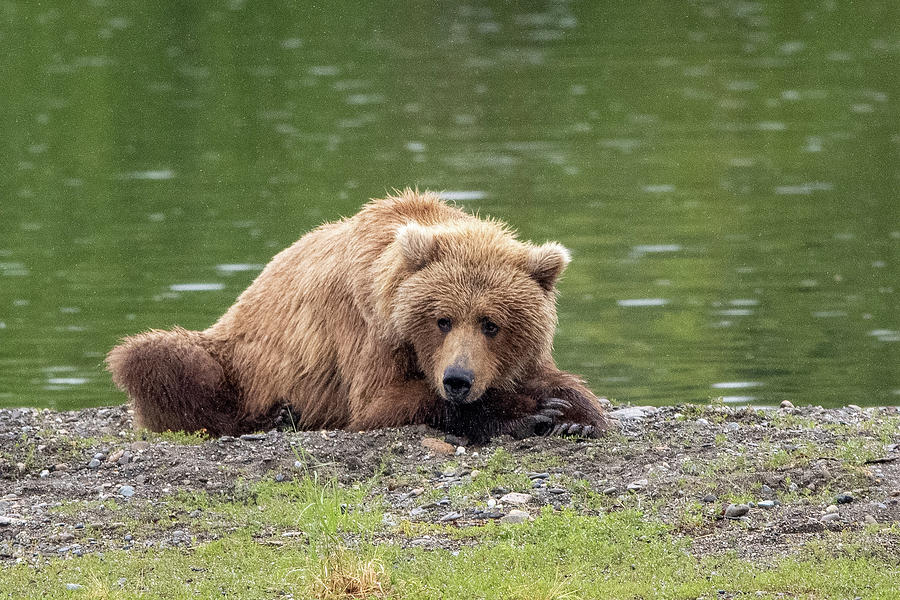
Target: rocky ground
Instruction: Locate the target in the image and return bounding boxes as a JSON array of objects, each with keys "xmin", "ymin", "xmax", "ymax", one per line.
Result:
[{"xmin": 1, "ymin": 402, "xmax": 899, "ymax": 566}]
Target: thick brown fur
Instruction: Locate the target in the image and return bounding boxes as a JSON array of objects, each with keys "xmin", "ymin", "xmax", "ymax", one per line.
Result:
[{"xmin": 107, "ymin": 190, "xmax": 608, "ymax": 440}]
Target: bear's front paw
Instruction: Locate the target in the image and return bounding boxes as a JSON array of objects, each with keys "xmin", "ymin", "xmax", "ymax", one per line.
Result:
[{"xmin": 501, "ymin": 397, "xmax": 568, "ymax": 439}]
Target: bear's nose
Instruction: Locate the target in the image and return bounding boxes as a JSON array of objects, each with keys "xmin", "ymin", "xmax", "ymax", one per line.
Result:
[{"xmin": 442, "ymin": 367, "xmax": 474, "ymax": 402}]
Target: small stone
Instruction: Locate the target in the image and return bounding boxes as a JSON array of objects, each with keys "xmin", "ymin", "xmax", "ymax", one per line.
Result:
[
  {"xmin": 757, "ymin": 500, "xmax": 776, "ymax": 509},
  {"xmin": 409, "ymin": 507, "xmax": 426, "ymax": 517},
  {"xmin": 825, "ymin": 504, "xmax": 839, "ymax": 514},
  {"xmin": 835, "ymin": 493, "xmax": 854, "ymax": 504},
  {"xmin": 788, "ymin": 482, "xmax": 799, "ymax": 493},
  {"xmin": 470, "ymin": 469, "xmax": 480, "ymax": 478},
  {"xmin": 548, "ymin": 488, "xmax": 567, "ymax": 495},
  {"xmin": 455, "ymin": 446, "xmax": 466, "ymax": 456},
  {"xmin": 54, "ymin": 463, "xmax": 69, "ymax": 471},
  {"xmin": 118, "ymin": 485, "xmax": 135, "ymax": 498},
  {"xmin": 274, "ymin": 473, "xmax": 285, "ymax": 482},
  {"xmin": 500, "ymin": 492, "xmax": 532, "ymax": 505},
  {"xmin": 846, "ymin": 404, "xmax": 861, "ymax": 411},
  {"xmin": 65, "ymin": 583, "xmax": 84, "ymax": 591},
  {"xmin": 820, "ymin": 512, "xmax": 841, "ymax": 522},
  {"xmin": 759, "ymin": 484, "xmax": 775, "ymax": 499},
  {"xmin": 500, "ymin": 509, "xmax": 530, "ymax": 524},
  {"xmin": 239, "ymin": 433, "xmax": 266, "ymax": 441},
  {"xmin": 420, "ymin": 437, "xmax": 455, "ymax": 455},
  {"xmin": 602, "ymin": 486, "xmax": 618, "ymax": 496},
  {"xmin": 864, "ymin": 514, "xmax": 877, "ymax": 525},
  {"xmin": 527, "ymin": 472, "xmax": 550, "ymax": 480},
  {"xmin": 609, "ymin": 406, "xmax": 657, "ymax": 421},
  {"xmin": 780, "ymin": 400, "xmax": 794, "ymax": 409},
  {"xmin": 130, "ymin": 441, "xmax": 150, "ymax": 451},
  {"xmin": 724, "ymin": 503, "xmax": 750, "ymax": 518},
  {"xmin": 88, "ymin": 459, "xmax": 101, "ymax": 469},
  {"xmin": 438, "ymin": 511, "xmax": 462, "ymax": 522},
  {"xmin": 39, "ymin": 469, "xmax": 50, "ymax": 478},
  {"xmin": 107, "ymin": 449, "xmax": 125, "ymax": 464},
  {"xmin": 695, "ymin": 418, "xmax": 711, "ymax": 426},
  {"xmin": 486, "ymin": 499, "xmax": 497, "ymax": 509},
  {"xmin": 627, "ymin": 479, "xmax": 648, "ymax": 492},
  {"xmin": 93, "ymin": 452, "xmax": 106, "ymax": 461}
]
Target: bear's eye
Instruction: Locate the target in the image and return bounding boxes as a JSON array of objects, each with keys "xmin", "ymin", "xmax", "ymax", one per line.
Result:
[
  {"xmin": 481, "ymin": 319, "xmax": 499, "ymax": 338},
  {"xmin": 437, "ymin": 318, "xmax": 452, "ymax": 333}
]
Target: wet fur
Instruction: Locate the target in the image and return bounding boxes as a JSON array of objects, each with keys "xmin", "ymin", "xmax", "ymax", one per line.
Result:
[{"xmin": 107, "ymin": 190, "xmax": 608, "ymax": 439}]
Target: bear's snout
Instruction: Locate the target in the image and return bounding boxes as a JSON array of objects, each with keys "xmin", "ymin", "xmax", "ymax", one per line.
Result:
[{"xmin": 442, "ymin": 366, "xmax": 475, "ymax": 402}]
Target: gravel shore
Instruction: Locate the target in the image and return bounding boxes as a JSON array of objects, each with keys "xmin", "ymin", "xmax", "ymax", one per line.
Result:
[{"xmin": 1, "ymin": 403, "xmax": 898, "ymax": 564}]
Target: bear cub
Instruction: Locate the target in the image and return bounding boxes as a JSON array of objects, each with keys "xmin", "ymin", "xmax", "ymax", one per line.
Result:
[{"xmin": 107, "ymin": 190, "xmax": 608, "ymax": 441}]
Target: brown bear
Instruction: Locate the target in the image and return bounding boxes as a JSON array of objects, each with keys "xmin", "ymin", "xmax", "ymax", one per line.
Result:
[{"xmin": 107, "ymin": 189, "xmax": 608, "ymax": 441}]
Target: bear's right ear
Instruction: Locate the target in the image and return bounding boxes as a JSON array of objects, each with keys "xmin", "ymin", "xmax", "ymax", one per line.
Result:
[{"xmin": 395, "ymin": 222, "xmax": 439, "ymax": 271}]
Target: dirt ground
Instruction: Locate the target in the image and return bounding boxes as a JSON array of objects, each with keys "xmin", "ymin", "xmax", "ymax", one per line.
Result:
[{"xmin": 1, "ymin": 402, "xmax": 898, "ymax": 565}]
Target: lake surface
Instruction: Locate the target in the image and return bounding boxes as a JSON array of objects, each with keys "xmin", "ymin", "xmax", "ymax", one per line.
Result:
[{"xmin": 1, "ymin": 1, "xmax": 897, "ymax": 411}]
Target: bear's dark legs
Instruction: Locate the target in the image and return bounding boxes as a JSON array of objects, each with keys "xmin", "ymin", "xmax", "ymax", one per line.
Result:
[{"xmin": 106, "ymin": 328, "xmax": 250, "ymax": 436}]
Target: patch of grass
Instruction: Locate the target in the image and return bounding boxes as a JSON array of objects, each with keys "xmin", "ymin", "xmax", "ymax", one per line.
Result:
[
  {"xmin": 2, "ymin": 501, "xmax": 899, "ymax": 599},
  {"xmin": 137, "ymin": 429, "xmax": 212, "ymax": 445}
]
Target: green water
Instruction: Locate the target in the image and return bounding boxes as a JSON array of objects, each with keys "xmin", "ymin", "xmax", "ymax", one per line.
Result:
[{"xmin": 1, "ymin": 1, "xmax": 897, "ymax": 411}]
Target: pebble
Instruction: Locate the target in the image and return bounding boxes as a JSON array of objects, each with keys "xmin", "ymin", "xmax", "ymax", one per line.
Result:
[
  {"xmin": 54, "ymin": 463, "xmax": 68, "ymax": 471},
  {"xmin": 409, "ymin": 507, "xmax": 426, "ymax": 517},
  {"xmin": 825, "ymin": 504, "xmax": 839, "ymax": 514},
  {"xmin": 438, "ymin": 511, "xmax": 461, "ymax": 522},
  {"xmin": 864, "ymin": 514, "xmax": 877, "ymax": 525},
  {"xmin": 757, "ymin": 500, "xmax": 777, "ymax": 509},
  {"xmin": 470, "ymin": 469, "xmax": 480, "ymax": 478},
  {"xmin": 780, "ymin": 400, "xmax": 794, "ymax": 409},
  {"xmin": 602, "ymin": 486, "xmax": 618, "ymax": 496},
  {"xmin": 107, "ymin": 449, "xmax": 125, "ymax": 464},
  {"xmin": 835, "ymin": 493, "xmax": 854, "ymax": 504},
  {"xmin": 499, "ymin": 492, "xmax": 532, "ymax": 505},
  {"xmin": 695, "ymin": 418, "xmax": 710, "ymax": 426},
  {"xmin": 724, "ymin": 503, "xmax": 750, "ymax": 519},
  {"xmin": 820, "ymin": 512, "xmax": 840, "ymax": 522},
  {"xmin": 486, "ymin": 499, "xmax": 497, "ymax": 509},
  {"xmin": 88, "ymin": 459, "xmax": 101, "ymax": 469},
  {"xmin": 65, "ymin": 583, "xmax": 84, "ymax": 591},
  {"xmin": 500, "ymin": 509, "xmax": 530, "ymax": 524},
  {"xmin": 130, "ymin": 441, "xmax": 150, "ymax": 451},
  {"xmin": 527, "ymin": 472, "xmax": 550, "ymax": 480},
  {"xmin": 420, "ymin": 437, "xmax": 455, "ymax": 455},
  {"xmin": 724, "ymin": 422, "xmax": 740, "ymax": 432},
  {"xmin": 759, "ymin": 485, "xmax": 775, "ymax": 499},
  {"xmin": 119, "ymin": 485, "xmax": 135, "ymax": 498},
  {"xmin": 627, "ymin": 479, "xmax": 648, "ymax": 492},
  {"xmin": 239, "ymin": 433, "xmax": 266, "ymax": 441},
  {"xmin": 93, "ymin": 453, "xmax": 106, "ymax": 461},
  {"xmin": 39, "ymin": 469, "xmax": 50, "ymax": 478},
  {"xmin": 455, "ymin": 446, "xmax": 466, "ymax": 456},
  {"xmin": 548, "ymin": 488, "xmax": 567, "ymax": 495}
]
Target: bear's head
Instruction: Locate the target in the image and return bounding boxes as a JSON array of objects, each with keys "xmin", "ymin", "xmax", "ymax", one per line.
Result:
[{"xmin": 377, "ymin": 219, "xmax": 570, "ymax": 404}]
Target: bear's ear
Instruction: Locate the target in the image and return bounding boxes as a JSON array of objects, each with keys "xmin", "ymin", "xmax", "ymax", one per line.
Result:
[
  {"xmin": 527, "ymin": 242, "xmax": 571, "ymax": 291},
  {"xmin": 395, "ymin": 222, "xmax": 439, "ymax": 271}
]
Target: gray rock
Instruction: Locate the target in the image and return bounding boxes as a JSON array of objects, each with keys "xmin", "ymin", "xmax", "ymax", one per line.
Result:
[
  {"xmin": 627, "ymin": 479, "xmax": 649, "ymax": 492},
  {"xmin": 760, "ymin": 485, "xmax": 775, "ymax": 499},
  {"xmin": 65, "ymin": 583, "xmax": 84, "ymax": 591},
  {"xmin": 118, "ymin": 485, "xmax": 135, "ymax": 498},
  {"xmin": 701, "ymin": 493, "xmax": 717, "ymax": 503},
  {"xmin": 757, "ymin": 500, "xmax": 776, "ymax": 509},
  {"xmin": 527, "ymin": 472, "xmax": 550, "ymax": 480},
  {"xmin": 724, "ymin": 503, "xmax": 750, "ymax": 518},
  {"xmin": 820, "ymin": 512, "xmax": 841, "ymax": 522},
  {"xmin": 39, "ymin": 469, "xmax": 49, "ymax": 478},
  {"xmin": 239, "ymin": 433, "xmax": 266, "ymax": 441},
  {"xmin": 438, "ymin": 511, "xmax": 462, "ymax": 522},
  {"xmin": 88, "ymin": 459, "xmax": 101, "ymax": 469},
  {"xmin": 609, "ymin": 406, "xmax": 658, "ymax": 421},
  {"xmin": 548, "ymin": 488, "xmax": 567, "ymax": 495},
  {"xmin": 93, "ymin": 453, "xmax": 106, "ymax": 461},
  {"xmin": 835, "ymin": 493, "xmax": 854, "ymax": 504},
  {"xmin": 500, "ymin": 509, "xmax": 530, "ymax": 524},
  {"xmin": 499, "ymin": 492, "xmax": 532, "ymax": 505},
  {"xmin": 409, "ymin": 507, "xmax": 426, "ymax": 517},
  {"xmin": 780, "ymin": 400, "xmax": 794, "ymax": 409},
  {"xmin": 695, "ymin": 418, "xmax": 711, "ymax": 426},
  {"xmin": 864, "ymin": 514, "xmax": 877, "ymax": 525},
  {"xmin": 825, "ymin": 504, "xmax": 839, "ymax": 514},
  {"xmin": 724, "ymin": 422, "xmax": 740, "ymax": 432},
  {"xmin": 602, "ymin": 486, "xmax": 619, "ymax": 496}
]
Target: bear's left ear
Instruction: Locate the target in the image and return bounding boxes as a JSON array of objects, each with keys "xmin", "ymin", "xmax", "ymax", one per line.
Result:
[
  {"xmin": 527, "ymin": 242, "xmax": 571, "ymax": 291},
  {"xmin": 395, "ymin": 222, "xmax": 439, "ymax": 271}
]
